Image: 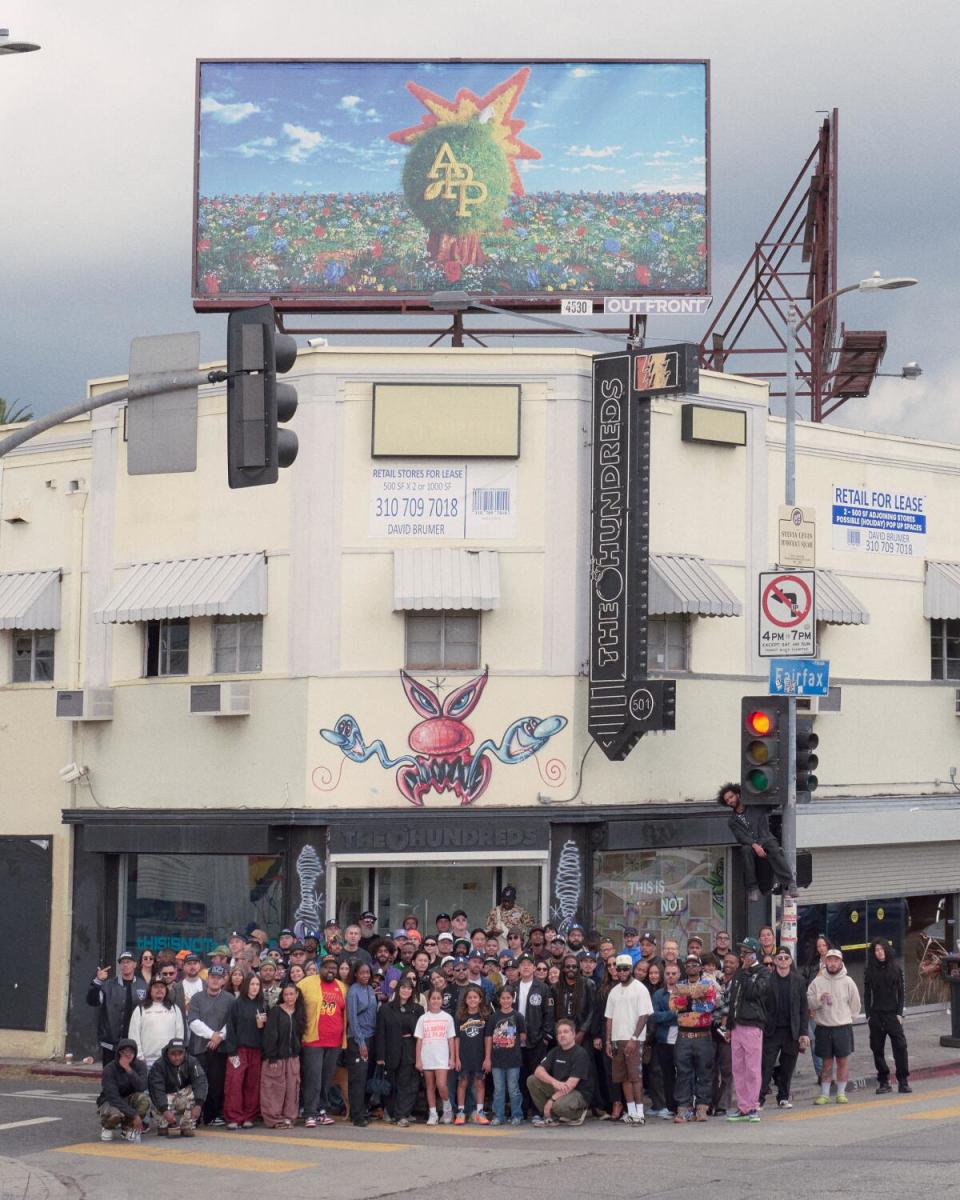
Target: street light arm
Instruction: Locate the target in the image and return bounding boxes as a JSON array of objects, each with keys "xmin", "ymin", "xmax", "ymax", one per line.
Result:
[{"xmin": 791, "ymin": 282, "xmax": 861, "ymax": 332}]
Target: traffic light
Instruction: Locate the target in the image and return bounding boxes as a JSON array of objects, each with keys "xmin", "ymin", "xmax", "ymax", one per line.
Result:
[
  {"xmin": 796, "ymin": 718, "xmax": 819, "ymax": 804},
  {"xmin": 226, "ymin": 304, "xmax": 298, "ymax": 488},
  {"xmin": 740, "ymin": 695, "xmax": 789, "ymax": 804}
]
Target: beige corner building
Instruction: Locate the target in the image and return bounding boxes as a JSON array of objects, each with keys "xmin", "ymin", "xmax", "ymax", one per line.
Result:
[{"xmin": 1, "ymin": 346, "xmax": 958, "ymax": 1057}]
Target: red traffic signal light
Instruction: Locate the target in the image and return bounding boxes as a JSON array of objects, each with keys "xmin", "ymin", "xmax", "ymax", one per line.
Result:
[{"xmin": 741, "ymin": 696, "xmax": 788, "ymax": 803}]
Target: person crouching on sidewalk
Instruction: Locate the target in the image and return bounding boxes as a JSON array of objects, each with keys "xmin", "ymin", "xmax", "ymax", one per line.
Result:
[
  {"xmin": 96, "ymin": 1038, "xmax": 151, "ymax": 1142},
  {"xmin": 147, "ymin": 1038, "xmax": 207, "ymax": 1136}
]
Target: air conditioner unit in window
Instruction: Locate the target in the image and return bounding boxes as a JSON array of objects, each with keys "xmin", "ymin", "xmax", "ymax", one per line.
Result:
[
  {"xmin": 189, "ymin": 681, "xmax": 251, "ymax": 717},
  {"xmin": 56, "ymin": 689, "xmax": 114, "ymax": 721},
  {"xmin": 796, "ymin": 685, "xmax": 842, "ymax": 717}
]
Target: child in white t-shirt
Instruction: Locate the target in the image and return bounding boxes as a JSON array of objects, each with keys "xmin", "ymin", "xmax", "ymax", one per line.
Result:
[{"xmin": 415, "ymin": 989, "xmax": 457, "ymax": 1125}]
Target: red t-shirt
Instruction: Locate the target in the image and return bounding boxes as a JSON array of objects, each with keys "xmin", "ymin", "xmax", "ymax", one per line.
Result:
[{"xmin": 299, "ymin": 977, "xmax": 346, "ymax": 1048}]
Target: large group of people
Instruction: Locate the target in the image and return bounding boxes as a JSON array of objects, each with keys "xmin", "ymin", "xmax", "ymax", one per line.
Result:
[{"xmin": 88, "ymin": 883, "xmax": 912, "ymax": 1142}]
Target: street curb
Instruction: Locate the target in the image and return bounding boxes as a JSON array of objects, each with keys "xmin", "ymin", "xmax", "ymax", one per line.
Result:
[{"xmin": 29, "ymin": 1063, "xmax": 101, "ymax": 1079}]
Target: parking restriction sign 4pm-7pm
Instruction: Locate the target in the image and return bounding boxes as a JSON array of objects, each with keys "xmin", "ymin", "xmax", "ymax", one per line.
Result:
[{"xmin": 758, "ymin": 570, "xmax": 816, "ymax": 658}]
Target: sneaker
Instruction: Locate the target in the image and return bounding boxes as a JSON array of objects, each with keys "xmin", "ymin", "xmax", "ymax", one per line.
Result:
[
  {"xmin": 121, "ymin": 1128, "xmax": 142, "ymax": 1143},
  {"xmin": 778, "ymin": 1099, "xmax": 793, "ymax": 1109},
  {"xmin": 747, "ymin": 888, "xmax": 761, "ymax": 902},
  {"xmin": 227, "ymin": 1122, "xmax": 240, "ymax": 1130},
  {"xmin": 353, "ymin": 1118, "xmax": 369, "ymax": 1127},
  {"xmin": 470, "ymin": 1112, "xmax": 489, "ymax": 1125},
  {"xmin": 814, "ymin": 1095, "xmax": 830, "ymax": 1106},
  {"xmin": 657, "ymin": 1108, "xmax": 674, "ymax": 1120},
  {"xmin": 210, "ymin": 1116, "xmax": 225, "ymax": 1127},
  {"xmin": 531, "ymin": 1114, "xmax": 545, "ymax": 1127},
  {"xmin": 593, "ymin": 1108, "xmax": 610, "ymax": 1121},
  {"xmin": 835, "ymin": 1093, "xmax": 849, "ymax": 1104},
  {"xmin": 454, "ymin": 1111, "xmax": 466, "ymax": 1126},
  {"xmin": 898, "ymin": 1083, "xmax": 913, "ymax": 1094},
  {"xmin": 876, "ymin": 1083, "xmax": 893, "ymax": 1094},
  {"xmin": 541, "ymin": 1116, "xmax": 559, "ymax": 1127},
  {"xmin": 510, "ymin": 1116, "xmax": 524, "ymax": 1126},
  {"xmin": 712, "ymin": 1108, "xmax": 727, "ymax": 1117},
  {"xmin": 241, "ymin": 1121, "xmax": 254, "ymax": 1128},
  {"xmin": 426, "ymin": 1112, "xmax": 439, "ymax": 1126},
  {"xmin": 748, "ymin": 1111, "xmax": 761, "ymax": 1122},
  {"xmin": 727, "ymin": 1111, "xmax": 750, "ymax": 1121},
  {"xmin": 441, "ymin": 1110, "xmax": 454, "ymax": 1125},
  {"xmin": 489, "ymin": 1117, "xmax": 503, "ymax": 1126},
  {"xmin": 180, "ymin": 1126, "xmax": 196, "ymax": 1138},
  {"xmin": 569, "ymin": 1110, "xmax": 588, "ymax": 1125},
  {"xmin": 397, "ymin": 1118, "xmax": 410, "ymax": 1128},
  {"xmin": 304, "ymin": 1117, "xmax": 317, "ymax": 1128},
  {"xmin": 317, "ymin": 1113, "xmax": 335, "ymax": 1125},
  {"xmin": 100, "ymin": 1128, "xmax": 114, "ymax": 1142},
  {"xmin": 673, "ymin": 1111, "xmax": 689, "ymax": 1124}
]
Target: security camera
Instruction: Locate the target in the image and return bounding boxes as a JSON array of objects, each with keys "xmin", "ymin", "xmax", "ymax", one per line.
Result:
[
  {"xmin": 306, "ymin": 337, "xmax": 328, "ymax": 348},
  {"xmin": 59, "ymin": 762, "xmax": 87, "ymax": 783}
]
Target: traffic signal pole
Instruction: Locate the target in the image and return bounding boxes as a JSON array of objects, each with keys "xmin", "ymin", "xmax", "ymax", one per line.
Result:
[
  {"xmin": 0, "ymin": 369, "xmax": 226, "ymax": 461},
  {"xmin": 780, "ymin": 305, "xmax": 800, "ymax": 960}
]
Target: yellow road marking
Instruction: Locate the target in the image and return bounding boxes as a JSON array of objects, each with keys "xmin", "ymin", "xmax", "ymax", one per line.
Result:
[
  {"xmin": 774, "ymin": 1084, "xmax": 960, "ymax": 1121},
  {"xmin": 203, "ymin": 1129, "xmax": 408, "ymax": 1152},
  {"xmin": 391, "ymin": 1123, "xmax": 513, "ymax": 1137},
  {"xmin": 54, "ymin": 1143, "xmax": 308, "ymax": 1173},
  {"xmin": 901, "ymin": 1104, "xmax": 960, "ymax": 1121}
]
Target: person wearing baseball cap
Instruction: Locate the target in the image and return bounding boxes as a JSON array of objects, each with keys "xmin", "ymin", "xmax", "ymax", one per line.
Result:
[
  {"xmin": 186, "ymin": 963, "xmax": 235, "ymax": 1125},
  {"xmin": 148, "ymin": 1037, "xmax": 207, "ymax": 1137},
  {"xmin": 358, "ymin": 911, "xmax": 378, "ymax": 952},
  {"xmin": 603, "ymin": 954, "xmax": 653, "ymax": 1124},
  {"xmin": 566, "ymin": 923, "xmax": 587, "ymax": 953},
  {"xmin": 87, "ymin": 951, "xmax": 141, "ymax": 1065},
  {"xmin": 808, "ymin": 948, "xmax": 862, "ymax": 1105},
  {"xmin": 670, "ymin": 954, "xmax": 718, "ymax": 1123},
  {"xmin": 725, "ymin": 938, "xmax": 772, "ymax": 1122},
  {"xmin": 621, "ymin": 927, "xmax": 643, "ymax": 966},
  {"xmin": 435, "ymin": 912, "xmax": 452, "ymax": 933}
]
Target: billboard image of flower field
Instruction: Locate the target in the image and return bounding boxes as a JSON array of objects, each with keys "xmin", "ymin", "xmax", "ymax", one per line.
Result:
[{"xmin": 194, "ymin": 60, "xmax": 709, "ymax": 309}]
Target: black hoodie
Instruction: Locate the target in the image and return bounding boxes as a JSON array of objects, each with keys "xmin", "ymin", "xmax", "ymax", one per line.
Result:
[
  {"xmin": 96, "ymin": 1040, "xmax": 148, "ymax": 1117},
  {"xmin": 147, "ymin": 1043, "xmax": 209, "ymax": 1111}
]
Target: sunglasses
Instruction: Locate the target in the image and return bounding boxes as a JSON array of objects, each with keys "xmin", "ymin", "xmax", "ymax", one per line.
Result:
[{"xmin": 535, "ymin": 965, "xmax": 548, "ymax": 972}]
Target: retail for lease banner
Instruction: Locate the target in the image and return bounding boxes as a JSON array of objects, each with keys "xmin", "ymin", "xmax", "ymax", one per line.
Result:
[
  {"xmin": 369, "ymin": 461, "xmax": 516, "ymax": 538},
  {"xmin": 831, "ymin": 484, "xmax": 926, "ymax": 558}
]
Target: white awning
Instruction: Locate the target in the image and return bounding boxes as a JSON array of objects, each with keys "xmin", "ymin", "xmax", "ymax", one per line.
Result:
[
  {"xmin": 925, "ymin": 561, "xmax": 960, "ymax": 620},
  {"xmin": 816, "ymin": 570, "xmax": 870, "ymax": 625},
  {"xmin": 0, "ymin": 569, "xmax": 61, "ymax": 630},
  {"xmin": 649, "ymin": 554, "xmax": 741, "ymax": 617},
  {"xmin": 96, "ymin": 552, "xmax": 267, "ymax": 624},
  {"xmin": 393, "ymin": 549, "xmax": 500, "ymax": 611}
]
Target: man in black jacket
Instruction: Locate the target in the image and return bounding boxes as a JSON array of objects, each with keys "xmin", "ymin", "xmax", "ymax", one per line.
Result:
[
  {"xmin": 727, "ymin": 938, "xmax": 772, "ymax": 1122},
  {"xmin": 97, "ymin": 1038, "xmax": 150, "ymax": 1142},
  {"xmin": 514, "ymin": 953, "xmax": 556, "ymax": 1117},
  {"xmin": 717, "ymin": 783, "xmax": 796, "ymax": 901},
  {"xmin": 148, "ymin": 1038, "xmax": 208, "ymax": 1137},
  {"xmin": 864, "ymin": 938, "xmax": 911, "ymax": 1094},
  {"xmin": 759, "ymin": 950, "xmax": 810, "ymax": 1108},
  {"xmin": 86, "ymin": 951, "xmax": 139, "ymax": 1065}
]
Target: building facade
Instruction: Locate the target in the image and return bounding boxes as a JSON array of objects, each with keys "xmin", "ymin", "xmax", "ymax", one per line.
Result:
[{"xmin": 1, "ymin": 346, "xmax": 959, "ymax": 1056}]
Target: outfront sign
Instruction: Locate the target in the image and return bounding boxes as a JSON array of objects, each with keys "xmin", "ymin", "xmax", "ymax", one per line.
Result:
[{"xmin": 758, "ymin": 570, "xmax": 816, "ymax": 658}]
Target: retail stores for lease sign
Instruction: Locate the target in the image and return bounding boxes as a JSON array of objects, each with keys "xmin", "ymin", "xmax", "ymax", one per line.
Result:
[
  {"xmin": 369, "ymin": 461, "xmax": 516, "ymax": 538},
  {"xmin": 832, "ymin": 484, "xmax": 926, "ymax": 557}
]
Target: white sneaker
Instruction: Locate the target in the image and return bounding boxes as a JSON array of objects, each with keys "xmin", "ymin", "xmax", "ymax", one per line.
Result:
[
  {"xmin": 121, "ymin": 1128, "xmax": 141, "ymax": 1143},
  {"xmin": 100, "ymin": 1128, "xmax": 114, "ymax": 1142},
  {"xmin": 778, "ymin": 1099, "xmax": 793, "ymax": 1109},
  {"xmin": 426, "ymin": 1111, "xmax": 439, "ymax": 1126},
  {"xmin": 441, "ymin": 1110, "xmax": 454, "ymax": 1125}
]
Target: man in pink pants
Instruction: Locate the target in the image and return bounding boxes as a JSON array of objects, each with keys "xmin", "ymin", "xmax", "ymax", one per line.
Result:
[{"xmin": 727, "ymin": 937, "xmax": 772, "ymax": 1123}]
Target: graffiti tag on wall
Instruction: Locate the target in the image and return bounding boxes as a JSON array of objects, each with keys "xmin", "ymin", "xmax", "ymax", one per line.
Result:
[
  {"xmin": 316, "ymin": 668, "xmax": 566, "ymax": 807},
  {"xmin": 293, "ymin": 844, "xmax": 324, "ymax": 940},
  {"xmin": 551, "ymin": 839, "xmax": 582, "ymax": 935}
]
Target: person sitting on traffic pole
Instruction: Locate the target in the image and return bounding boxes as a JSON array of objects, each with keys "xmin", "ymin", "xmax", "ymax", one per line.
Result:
[
  {"xmin": 147, "ymin": 1038, "xmax": 208, "ymax": 1137},
  {"xmin": 717, "ymin": 782, "xmax": 797, "ymax": 901},
  {"xmin": 96, "ymin": 1038, "xmax": 151, "ymax": 1143}
]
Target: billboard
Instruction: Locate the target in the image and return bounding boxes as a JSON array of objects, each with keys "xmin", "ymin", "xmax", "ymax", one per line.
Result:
[{"xmin": 194, "ymin": 59, "xmax": 709, "ymax": 312}]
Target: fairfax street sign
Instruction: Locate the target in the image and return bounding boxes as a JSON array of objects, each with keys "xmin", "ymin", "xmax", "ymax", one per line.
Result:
[{"xmin": 768, "ymin": 658, "xmax": 830, "ymax": 696}]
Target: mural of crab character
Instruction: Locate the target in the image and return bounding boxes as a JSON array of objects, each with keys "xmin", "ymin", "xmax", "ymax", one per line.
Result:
[{"xmin": 319, "ymin": 668, "xmax": 567, "ymax": 807}]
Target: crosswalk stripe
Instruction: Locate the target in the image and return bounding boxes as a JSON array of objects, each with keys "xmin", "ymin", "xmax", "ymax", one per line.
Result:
[
  {"xmin": 900, "ymin": 1104, "xmax": 960, "ymax": 1121},
  {"xmin": 54, "ymin": 1143, "xmax": 308, "ymax": 1173},
  {"xmin": 772, "ymin": 1084, "xmax": 960, "ymax": 1121},
  {"xmin": 0, "ymin": 1117, "xmax": 62, "ymax": 1131},
  {"xmin": 397, "ymin": 1124, "xmax": 513, "ymax": 1137},
  {"xmin": 203, "ymin": 1129, "xmax": 408, "ymax": 1152}
]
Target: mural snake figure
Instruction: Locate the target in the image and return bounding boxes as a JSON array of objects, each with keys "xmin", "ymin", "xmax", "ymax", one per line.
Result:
[{"xmin": 320, "ymin": 669, "xmax": 566, "ymax": 807}]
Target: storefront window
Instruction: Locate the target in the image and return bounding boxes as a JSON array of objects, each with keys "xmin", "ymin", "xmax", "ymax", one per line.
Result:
[
  {"xmin": 592, "ymin": 847, "xmax": 726, "ymax": 944},
  {"xmin": 798, "ymin": 893, "xmax": 953, "ymax": 1006},
  {"xmin": 125, "ymin": 853, "xmax": 283, "ymax": 956}
]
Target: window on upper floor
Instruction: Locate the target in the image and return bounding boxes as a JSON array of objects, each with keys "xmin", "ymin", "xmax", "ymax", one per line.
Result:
[
  {"xmin": 405, "ymin": 611, "xmax": 480, "ymax": 671},
  {"xmin": 213, "ymin": 616, "xmax": 263, "ymax": 674},
  {"xmin": 11, "ymin": 630, "xmax": 54, "ymax": 683},
  {"xmin": 144, "ymin": 618, "xmax": 189, "ymax": 678},
  {"xmin": 647, "ymin": 614, "xmax": 689, "ymax": 672},
  {"xmin": 931, "ymin": 619, "xmax": 960, "ymax": 680}
]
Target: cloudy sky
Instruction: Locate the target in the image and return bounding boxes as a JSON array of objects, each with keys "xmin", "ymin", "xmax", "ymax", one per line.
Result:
[{"xmin": 1, "ymin": 1, "xmax": 956, "ymax": 440}]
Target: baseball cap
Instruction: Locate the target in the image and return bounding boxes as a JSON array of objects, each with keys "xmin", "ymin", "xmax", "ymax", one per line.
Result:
[
  {"xmin": 623, "ymin": 927, "xmax": 639, "ymax": 937},
  {"xmin": 440, "ymin": 955, "xmax": 455, "ymax": 966},
  {"xmin": 183, "ymin": 953, "xmax": 200, "ymax": 964},
  {"xmin": 639, "ymin": 931, "xmax": 657, "ymax": 943},
  {"xmin": 453, "ymin": 938, "xmax": 471, "ymax": 953},
  {"xmin": 501, "ymin": 886, "xmax": 517, "ymax": 899},
  {"xmin": 435, "ymin": 912, "xmax": 451, "ymax": 922},
  {"xmin": 210, "ymin": 945, "xmax": 230, "ymax": 957},
  {"xmin": 227, "ymin": 931, "xmax": 245, "ymax": 941},
  {"xmin": 165, "ymin": 1038, "xmax": 186, "ymax": 1053},
  {"xmin": 738, "ymin": 937, "xmax": 763, "ymax": 955},
  {"xmin": 118, "ymin": 950, "xmax": 135, "ymax": 962},
  {"xmin": 437, "ymin": 931, "xmax": 454, "ymax": 942},
  {"xmin": 825, "ymin": 948, "xmax": 844, "ymax": 960},
  {"xmin": 515, "ymin": 953, "xmax": 533, "ymax": 966},
  {"xmin": 685, "ymin": 954, "xmax": 702, "ymax": 965},
  {"xmin": 361, "ymin": 910, "xmax": 376, "ymax": 921},
  {"xmin": 392, "ymin": 929, "xmax": 408, "ymax": 940},
  {"xmin": 499, "ymin": 957, "xmax": 516, "ymax": 970},
  {"xmin": 453, "ymin": 956, "xmax": 469, "ymax": 967},
  {"xmin": 451, "ymin": 909, "xmax": 468, "ymax": 920},
  {"xmin": 483, "ymin": 956, "xmax": 500, "ymax": 966},
  {"xmin": 551, "ymin": 934, "xmax": 566, "ymax": 945},
  {"xmin": 323, "ymin": 919, "xmax": 339, "ymax": 929},
  {"xmin": 569, "ymin": 923, "xmax": 585, "ymax": 933},
  {"xmin": 615, "ymin": 954, "xmax": 635, "ymax": 969},
  {"xmin": 208, "ymin": 964, "xmax": 228, "ymax": 978},
  {"xmin": 289, "ymin": 942, "xmax": 306, "ymax": 952},
  {"xmin": 278, "ymin": 928, "xmax": 294, "ymax": 938},
  {"xmin": 468, "ymin": 949, "xmax": 484, "ymax": 960},
  {"xmin": 687, "ymin": 934, "xmax": 704, "ymax": 945}
]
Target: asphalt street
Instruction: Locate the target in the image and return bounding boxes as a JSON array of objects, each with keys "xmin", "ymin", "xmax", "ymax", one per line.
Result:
[{"xmin": 2, "ymin": 1072, "xmax": 960, "ymax": 1199}]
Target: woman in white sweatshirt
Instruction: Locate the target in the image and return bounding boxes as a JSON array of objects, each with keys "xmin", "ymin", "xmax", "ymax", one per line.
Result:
[{"xmin": 128, "ymin": 978, "xmax": 185, "ymax": 1067}]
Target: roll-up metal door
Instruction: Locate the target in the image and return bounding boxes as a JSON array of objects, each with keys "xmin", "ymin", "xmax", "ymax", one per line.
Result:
[{"xmin": 803, "ymin": 842, "xmax": 960, "ymax": 905}]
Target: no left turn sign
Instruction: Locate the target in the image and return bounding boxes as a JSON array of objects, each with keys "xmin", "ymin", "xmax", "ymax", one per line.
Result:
[{"xmin": 758, "ymin": 570, "xmax": 816, "ymax": 657}]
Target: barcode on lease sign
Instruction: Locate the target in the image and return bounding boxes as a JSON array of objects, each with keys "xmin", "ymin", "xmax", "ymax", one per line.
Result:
[{"xmin": 472, "ymin": 487, "xmax": 510, "ymax": 515}]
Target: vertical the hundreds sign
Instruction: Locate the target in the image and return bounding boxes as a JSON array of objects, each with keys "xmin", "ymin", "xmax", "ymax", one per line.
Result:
[{"xmin": 589, "ymin": 350, "xmax": 678, "ymax": 760}]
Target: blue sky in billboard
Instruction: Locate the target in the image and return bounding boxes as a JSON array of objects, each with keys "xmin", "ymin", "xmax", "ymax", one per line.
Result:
[{"xmin": 196, "ymin": 60, "xmax": 708, "ymax": 302}]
